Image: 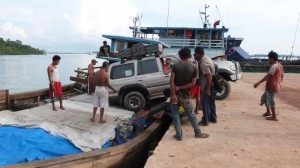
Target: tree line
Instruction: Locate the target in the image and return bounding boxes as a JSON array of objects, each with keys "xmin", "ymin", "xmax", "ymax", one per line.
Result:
[{"xmin": 0, "ymin": 37, "xmax": 45, "ymax": 55}]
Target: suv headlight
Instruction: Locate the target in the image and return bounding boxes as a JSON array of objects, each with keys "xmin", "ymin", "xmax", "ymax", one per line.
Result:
[{"xmin": 230, "ymin": 65, "xmax": 236, "ymax": 71}]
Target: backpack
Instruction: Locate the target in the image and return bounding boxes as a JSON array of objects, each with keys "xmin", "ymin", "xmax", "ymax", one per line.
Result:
[{"xmin": 212, "ymin": 72, "xmax": 225, "ymax": 93}]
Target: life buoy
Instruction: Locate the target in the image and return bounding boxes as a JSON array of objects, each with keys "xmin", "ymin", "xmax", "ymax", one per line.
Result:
[{"xmin": 229, "ymin": 47, "xmax": 235, "ymax": 54}]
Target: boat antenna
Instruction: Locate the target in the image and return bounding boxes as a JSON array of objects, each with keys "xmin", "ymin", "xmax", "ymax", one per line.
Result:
[
  {"xmin": 166, "ymin": 0, "xmax": 171, "ymax": 37},
  {"xmin": 200, "ymin": 4, "xmax": 210, "ymax": 28},
  {"xmin": 290, "ymin": 13, "xmax": 300, "ymax": 60},
  {"xmin": 199, "ymin": 10, "xmax": 204, "ymax": 27},
  {"xmin": 132, "ymin": 16, "xmax": 139, "ymax": 37},
  {"xmin": 137, "ymin": 15, "xmax": 143, "ymax": 38},
  {"xmin": 216, "ymin": 5, "xmax": 224, "ymax": 27}
]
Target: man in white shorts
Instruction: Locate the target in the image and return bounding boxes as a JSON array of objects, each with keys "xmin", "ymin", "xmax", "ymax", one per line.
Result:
[{"xmin": 91, "ymin": 61, "xmax": 117, "ymax": 123}]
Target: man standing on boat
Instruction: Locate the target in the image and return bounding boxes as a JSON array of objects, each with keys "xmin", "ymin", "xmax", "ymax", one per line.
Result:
[
  {"xmin": 47, "ymin": 55, "xmax": 65, "ymax": 111},
  {"xmin": 91, "ymin": 61, "xmax": 117, "ymax": 123},
  {"xmin": 170, "ymin": 47, "xmax": 209, "ymax": 141},
  {"xmin": 254, "ymin": 51, "xmax": 284, "ymax": 121},
  {"xmin": 195, "ymin": 47, "xmax": 217, "ymax": 126},
  {"xmin": 87, "ymin": 59, "xmax": 98, "ymax": 95},
  {"xmin": 99, "ymin": 41, "xmax": 111, "ymax": 57}
]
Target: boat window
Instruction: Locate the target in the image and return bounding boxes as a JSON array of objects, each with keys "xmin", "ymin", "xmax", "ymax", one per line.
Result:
[
  {"xmin": 111, "ymin": 63, "xmax": 134, "ymax": 79},
  {"xmin": 175, "ymin": 30, "xmax": 184, "ymax": 37},
  {"xmin": 116, "ymin": 41, "xmax": 127, "ymax": 51},
  {"xmin": 138, "ymin": 59, "xmax": 159, "ymax": 75}
]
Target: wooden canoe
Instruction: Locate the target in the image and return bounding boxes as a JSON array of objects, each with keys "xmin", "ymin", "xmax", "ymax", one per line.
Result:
[
  {"xmin": 4, "ymin": 116, "xmax": 171, "ymax": 168},
  {"xmin": 1, "ymin": 86, "xmax": 171, "ymax": 168}
]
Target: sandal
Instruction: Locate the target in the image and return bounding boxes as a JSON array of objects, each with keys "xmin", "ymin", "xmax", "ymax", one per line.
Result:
[
  {"xmin": 195, "ymin": 133, "xmax": 209, "ymax": 138},
  {"xmin": 173, "ymin": 135, "xmax": 182, "ymax": 141},
  {"xmin": 262, "ymin": 112, "xmax": 271, "ymax": 117},
  {"xmin": 265, "ymin": 117, "xmax": 278, "ymax": 121}
]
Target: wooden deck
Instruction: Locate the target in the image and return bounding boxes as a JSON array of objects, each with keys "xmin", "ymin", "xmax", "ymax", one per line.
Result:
[{"xmin": 0, "ymin": 84, "xmax": 74, "ymax": 111}]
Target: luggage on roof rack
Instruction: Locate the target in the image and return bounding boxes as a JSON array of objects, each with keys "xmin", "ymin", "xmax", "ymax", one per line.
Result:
[{"xmin": 119, "ymin": 43, "xmax": 163, "ymax": 59}]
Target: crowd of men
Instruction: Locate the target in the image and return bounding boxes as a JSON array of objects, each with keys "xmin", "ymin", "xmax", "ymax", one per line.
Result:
[{"xmin": 47, "ymin": 44, "xmax": 283, "ymax": 140}]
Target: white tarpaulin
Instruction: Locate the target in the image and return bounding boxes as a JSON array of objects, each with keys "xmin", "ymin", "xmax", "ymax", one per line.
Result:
[{"xmin": 0, "ymin": 95, "xmax": 133, "ymax": 152}]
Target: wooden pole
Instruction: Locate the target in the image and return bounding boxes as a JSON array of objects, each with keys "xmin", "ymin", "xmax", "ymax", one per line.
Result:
[{"xmin": 0, "ymin": 89, "xmax": 9, "ymax": 110}]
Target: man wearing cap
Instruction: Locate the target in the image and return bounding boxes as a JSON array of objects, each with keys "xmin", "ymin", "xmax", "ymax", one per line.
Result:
[
  {"xmin": 99, "ymin": 41, "xmax": 111, "ymax": 57},
  {"xmin": 88, "ymin": 59, "xmax": 98, "ymax": 95}
]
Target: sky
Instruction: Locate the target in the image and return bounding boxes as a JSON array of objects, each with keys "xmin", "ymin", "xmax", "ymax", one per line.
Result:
[{"xmin": 0, "ymin": 0, "xmax": 300, "ymax": 55}]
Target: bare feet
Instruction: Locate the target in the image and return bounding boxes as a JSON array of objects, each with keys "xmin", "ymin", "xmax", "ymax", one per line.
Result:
[
  {"xmin": 90, "ymin": 118, "xmax": 95, "ymax": 122},
  {"xmin": 52, "ymin": 108, "xmax": 58, "ymax": 111},
  {"xmin": 60, "ymin": 106, "xmax": 65, "ymax": 110},
  {"xmin": 99, "ymin": 120, "xmax": 106, "ymax": 124}
]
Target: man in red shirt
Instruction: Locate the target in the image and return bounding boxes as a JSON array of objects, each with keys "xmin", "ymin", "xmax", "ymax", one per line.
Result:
[
  {"xmin": 254, "ymin": 51, "xmax": 284, "ymax": 121},
  {"xmin": 163, "ymin": 58, "xmax": 172, "ymax": 74}
]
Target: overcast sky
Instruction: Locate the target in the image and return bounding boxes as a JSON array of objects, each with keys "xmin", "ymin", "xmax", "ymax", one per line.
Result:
[{"xmin": 0, "ymin": 0, "xmax": 299, "ymax": 55}]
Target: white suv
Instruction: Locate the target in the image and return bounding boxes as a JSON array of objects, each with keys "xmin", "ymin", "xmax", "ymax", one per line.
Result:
[
  {"xmin": 106, "ymin": 53, "xmax": 242, "ymax": 111},
  {"xmin": 108, "ymin": 54, "xmax": 178, "ymax": 111}
]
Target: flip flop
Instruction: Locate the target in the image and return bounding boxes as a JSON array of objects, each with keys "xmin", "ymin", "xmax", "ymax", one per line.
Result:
[
  {"xmin": 262, "ymin": 112, "xmax": 271, "ymax": 117},
  {"xmin": 265, "ymin": 117, "xmax": 278, "ymax": 121},
  {"xmin": 99, "ymin": 120, "xmax": 106, "ymax": 124},
  {"xmin": 173, "ymin": 135, "xmax": 182, "ymax": 141}
]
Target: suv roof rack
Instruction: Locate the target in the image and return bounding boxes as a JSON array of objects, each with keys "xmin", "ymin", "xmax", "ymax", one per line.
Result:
[{"xmin": 119, "ymin": 43, "xmax": 163, "ymax": 61}]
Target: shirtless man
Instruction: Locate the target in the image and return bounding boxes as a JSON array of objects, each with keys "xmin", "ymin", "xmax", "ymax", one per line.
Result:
[
  {"xmin": 91, "ymin": 61, "xmax": 117, "ymax": 123},
  {"xmin": 47, "ymin": 55, "xmax": 65, "ymax": 111},
  {"xmin": 87, "ymin": 59, "xmax": 98, "ymax": 95}
]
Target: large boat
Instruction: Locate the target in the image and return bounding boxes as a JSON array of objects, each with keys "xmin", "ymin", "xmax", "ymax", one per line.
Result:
[
  {"xmin": 102, "ymin": 4, "xmax": 250, "ymax": 61},
  {"xmin": 99, "ymin": 5, "xmax": 243, "ymax": 100}
]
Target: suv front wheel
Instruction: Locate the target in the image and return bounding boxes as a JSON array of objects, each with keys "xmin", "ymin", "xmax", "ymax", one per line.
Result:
[
  {"xmin": 124, "ymin": 91, "xmax": 146, "ymax": 111},
  {"xmin": 216, "ymin": 80, "xmax": 231, "ymax": 100}
]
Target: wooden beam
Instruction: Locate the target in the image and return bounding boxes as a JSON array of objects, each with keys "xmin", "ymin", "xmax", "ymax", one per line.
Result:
[
  {"xmin": 9, "ymin": 84, "xmax": 73, "ymax": 100},
  {"xmin": 70, "ymin": 76, "xmax": 88, "ymax": 84}
]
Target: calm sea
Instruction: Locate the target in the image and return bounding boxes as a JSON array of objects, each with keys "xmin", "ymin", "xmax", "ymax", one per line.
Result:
[{"xmin": 0, "ymin": 54, "xmax": 104, "ymax": 93}]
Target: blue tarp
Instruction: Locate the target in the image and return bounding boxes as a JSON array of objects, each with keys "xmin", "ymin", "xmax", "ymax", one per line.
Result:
[{"xmin": 0, "ymin": 126, "xmax": 82, "ymax": 166}]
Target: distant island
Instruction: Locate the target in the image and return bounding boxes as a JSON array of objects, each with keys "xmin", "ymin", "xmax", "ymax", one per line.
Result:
[{"xmin": 0, "ymin": 37, "xmax": 45, "ymax": 55}]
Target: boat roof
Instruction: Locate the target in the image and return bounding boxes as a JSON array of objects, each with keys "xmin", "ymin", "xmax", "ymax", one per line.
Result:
[
  {"xmin": 129, "ymin": 26, "xmax": 229, "ymax": 34},
  {"xmin": 102, "ymin": 34, "xmax": 170, "ymax": 48},
  {"xmin": 224, "ymin": 37, "xmax": 244, "ymax": 41}
]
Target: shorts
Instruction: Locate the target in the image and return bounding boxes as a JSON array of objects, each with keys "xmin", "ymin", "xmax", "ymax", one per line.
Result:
[
  {"xmin": 265, "ymin": 91, "xmax": 276, "ymax": 107},
  {"xmin": 260, "ymin": 92, "xmax": 266, "ymax": 104},
  {"xmin": 190, "ymin": 85, "xmax": 201, "ymax": 98},
  {"xmin": 93, "ymin": 86, "xmax": 109, "ymax": 108},
  {"xmin": 49, "ymin": 81, "xmax": 63, "ymax": 98}
]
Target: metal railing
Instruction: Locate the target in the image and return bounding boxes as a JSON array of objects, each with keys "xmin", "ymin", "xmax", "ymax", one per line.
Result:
[{"xmin": 159, "ymin": 38, "xmax": 224, "ymax": 48}]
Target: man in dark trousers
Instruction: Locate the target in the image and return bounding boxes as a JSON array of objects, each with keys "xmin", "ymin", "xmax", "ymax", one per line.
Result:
[{"xmin": 194, "ymin": 47, "xmax": 217, "ymax": 126}]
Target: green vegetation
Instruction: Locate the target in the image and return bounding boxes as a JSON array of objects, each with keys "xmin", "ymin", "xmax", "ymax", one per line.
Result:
[{"xmin": 0, "ymin": 37, "xmax": 45, "ymax": 55}]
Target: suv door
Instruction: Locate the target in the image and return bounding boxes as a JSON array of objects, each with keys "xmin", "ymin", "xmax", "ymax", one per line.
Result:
[
  {"xmin": 136, "ymin": 58, "xmax": 169, "ymax": 98},
  {"xmin": 109, "ymin": 62, "xmax": 135, "ymax": 96}
]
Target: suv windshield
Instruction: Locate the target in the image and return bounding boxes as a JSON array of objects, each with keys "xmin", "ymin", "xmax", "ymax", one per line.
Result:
[{"xmin": 111, "ymin": 63, "xmax": 134, "ymax": 79}]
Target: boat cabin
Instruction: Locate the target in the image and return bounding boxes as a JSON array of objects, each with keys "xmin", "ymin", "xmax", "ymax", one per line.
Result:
[
  {"xmin": 128, "ymin": 26, "xmax": 230, "ymax": 57},
  {"xmin": 130, "ymin": 26, "xmax": 228, "ymax": 49}
]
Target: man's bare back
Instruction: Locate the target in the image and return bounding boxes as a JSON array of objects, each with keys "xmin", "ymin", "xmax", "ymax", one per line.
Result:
[{"xmin": 94, "ymin": 69, "xmax": 109, "ymax": 87}]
